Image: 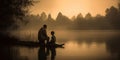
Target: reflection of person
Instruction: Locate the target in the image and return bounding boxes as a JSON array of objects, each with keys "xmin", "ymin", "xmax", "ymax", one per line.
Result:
[
  {"xmin": 50, "ymin": 47, "xmax": 56, "ymax": 60},
  {"xmin": 38, "ymin": 46, "xmax": 56, "ymax": 60},
  {"xmin": 38, "ymin": 47, "xmax": 47, "ymax": 60},
  {"xmin": 38, "ymin": 30, "xmax": 64, "ymax": 60},
  {"xmin": 38, "ymin": 24, "xmax": 49, "ymax": 46}
]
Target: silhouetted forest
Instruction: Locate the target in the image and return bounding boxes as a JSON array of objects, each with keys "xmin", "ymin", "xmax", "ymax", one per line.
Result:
[
  {"xmin": 0, "ymin": 1, "xmax": 120, "ymax": 31},
  {"xmin": 19, "ymin": 3, "xmax": 120, "ymax": 30}
]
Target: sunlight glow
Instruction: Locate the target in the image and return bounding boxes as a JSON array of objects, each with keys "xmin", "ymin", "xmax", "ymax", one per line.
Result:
[
  {"xmin": 30, "ymin": 0, "xmax": 119, "ymax": 19},
  {"xmin": 62, "ymin": 41, "xmax": 108, "ymax": 57}
]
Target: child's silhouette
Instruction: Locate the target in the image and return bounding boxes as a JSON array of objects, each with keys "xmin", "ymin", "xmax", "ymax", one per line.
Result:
[
  {"xmin": 50, "ymin": 31, "xmax": 56, "ymax": 45},
  {"xmin": 49, "ymin": 31, "xmax": 64, "ymax": 47}
]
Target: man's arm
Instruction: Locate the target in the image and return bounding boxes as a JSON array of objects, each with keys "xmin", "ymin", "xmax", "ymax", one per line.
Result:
[{"xmin": 43, "ymin": 29, "xmax": 48, "ymax": 38}]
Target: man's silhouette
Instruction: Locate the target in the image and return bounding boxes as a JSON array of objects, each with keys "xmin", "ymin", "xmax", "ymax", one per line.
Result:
[{"xmin": 38, "ymin": 24, "xmax": 49, "ymax": 46}]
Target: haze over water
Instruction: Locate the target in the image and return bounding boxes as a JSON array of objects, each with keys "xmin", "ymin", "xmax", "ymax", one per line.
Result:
[{"xmin": 11, "ymin": 30, "xmax": 120, "ymax": 60}]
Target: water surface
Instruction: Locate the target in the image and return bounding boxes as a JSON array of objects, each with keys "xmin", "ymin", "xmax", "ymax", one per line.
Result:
[{"xmin": 8, "ymin": 30, "xmax": 120, "ymax": 60}]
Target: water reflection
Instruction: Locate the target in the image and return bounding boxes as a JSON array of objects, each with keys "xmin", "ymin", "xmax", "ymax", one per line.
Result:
[
  {"xmin": 0, "ymin": 46, "xmax": 29, "ymax": 60},
  {"xmin": 59, "ymin": 41, "xmax": 109, "ymax": 60},
  {"xmin": 0, "ymin": 46, "xmax": 13, "ymax": 60},
  {"xmin": 50, "ymin": 47, "xmax": 56, "ymax": 60},
  {"xmin": 1, "ymin": 30, "xmax": 120, "ymax": 60},
  {"xmin": 38, "ymin": 45, "xmax": 64, "ymax": 60},
  {"xmin": 38, "ymin": 47, "xmax": 47, "ymax": 60},
  {"xmin": 106, "ymin": 35, "xmax": 120, "ymax": 60}
]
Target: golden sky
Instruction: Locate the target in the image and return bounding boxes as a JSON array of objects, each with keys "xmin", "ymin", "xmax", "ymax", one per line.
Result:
[{"xmin": 30, "ymin": 0, "xmax": 119, "ymax": 19}]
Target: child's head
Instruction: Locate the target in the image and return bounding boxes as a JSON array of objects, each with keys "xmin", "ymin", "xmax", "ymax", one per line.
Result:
[{"xmin": 51, "ymin": 31, "xmax": 55, "ymax": 35}]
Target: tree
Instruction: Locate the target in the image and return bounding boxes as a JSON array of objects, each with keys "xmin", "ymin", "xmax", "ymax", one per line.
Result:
[
  {"xmin": 106, "ymin": 6, "xmax": 118, "ymax": 20},
  {"xmin": 47, "ymin": 14, "xmax": 54, "ymax": 21},
  {"xmin": 71, "ymin": 16, "xmax": 76, "ymax": 21},
  {"xmin": 74, "ymin": 13, "xmax": 84, "ymax": 26},
  {"xmin": 56, "ymin": 12, "xmax": 71, "ymax": 28},
  {"xmin": 76, "ymin": 13, "xmax": 84, "ymax": 21},
  {"xmin": 56, "ymin": 12, "xmax": 63, "ymax": 22},
  {"xmin": 40, "ymin": 12, "xmax": 47, "ymax": 21},
  {"xmin": 0, "ymin": 0, "xmax": 34, "ymax": 31},
  {"xmin": 85, "ymin": 13, "xmax": 92, "ymax": 20},
  {"xmin": 45, "ymin": 14, "xmax": 55, "ymax": 27},
  {"xmin": 105, "ymin": 6, "xmax": 120, "ymax": 29}
]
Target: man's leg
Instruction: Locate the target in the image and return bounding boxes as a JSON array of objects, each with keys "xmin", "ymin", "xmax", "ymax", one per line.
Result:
[
  {"xmin": 46, "ymin": 37, "xmax": 50, "ymax": 44},
  {"xmin": 39, "ymin": 40, "xmax": 45, "ymax": 47}
]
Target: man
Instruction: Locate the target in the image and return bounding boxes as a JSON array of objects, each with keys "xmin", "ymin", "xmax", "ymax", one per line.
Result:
[{"xmin": 38, "ymin": 24, "xmax": 49, "ymax": 46}]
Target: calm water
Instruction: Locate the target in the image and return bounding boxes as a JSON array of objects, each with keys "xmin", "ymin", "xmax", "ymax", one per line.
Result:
[{"xmin": 8, "ymin": 30, "xmax": 120, "ymax": 60}]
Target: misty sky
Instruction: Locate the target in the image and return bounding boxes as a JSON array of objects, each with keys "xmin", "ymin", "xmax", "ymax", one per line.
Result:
[{"xmin": 30, "ymin": 0, "xmax": 119, "ymax": 19}]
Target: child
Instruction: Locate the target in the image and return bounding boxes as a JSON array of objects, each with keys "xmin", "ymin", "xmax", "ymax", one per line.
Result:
[
  {"xmin": 49, "ymin": 31, "xmax": 64, "ymax": 47},
  {"xmin": 50, "ymin": 31, "xmax": 56, "ymax": 45}
]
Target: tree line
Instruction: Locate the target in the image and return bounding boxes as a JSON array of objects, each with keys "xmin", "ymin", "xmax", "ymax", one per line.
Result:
[{"xmin": 24, "ymin": 3, "xmax": 120, "ymax": 30}]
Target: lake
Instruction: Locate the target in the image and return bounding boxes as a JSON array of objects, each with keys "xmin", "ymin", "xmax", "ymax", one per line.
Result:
[{"xmin": 5, "ymin": 30, "xmax": 120, "ymax": 60}]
